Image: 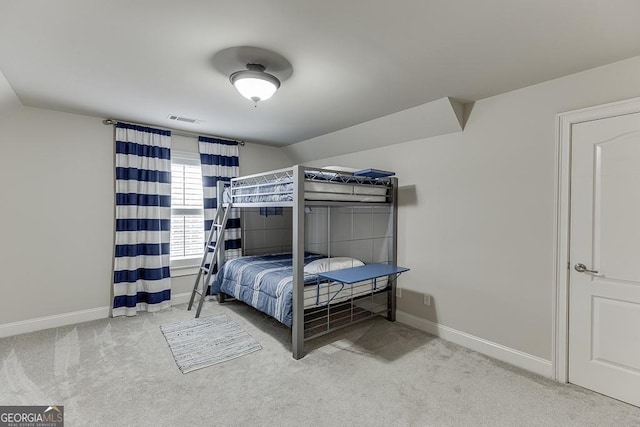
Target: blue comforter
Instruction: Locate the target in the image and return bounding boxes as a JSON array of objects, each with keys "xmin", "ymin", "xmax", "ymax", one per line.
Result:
[{"xmin": 210, "ymin": 253, "xmax": 324, "ymax": 327}]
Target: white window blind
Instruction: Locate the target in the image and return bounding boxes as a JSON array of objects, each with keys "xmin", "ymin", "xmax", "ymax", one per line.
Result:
[{"xmin": 170, "ymin": 153, "xmax": 204, "ymax": 268}]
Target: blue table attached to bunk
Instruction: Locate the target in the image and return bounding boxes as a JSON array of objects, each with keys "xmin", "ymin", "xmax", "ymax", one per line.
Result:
[{"xmin": 316, "ymin": 263, "xmax": 409, "ymax": 322}]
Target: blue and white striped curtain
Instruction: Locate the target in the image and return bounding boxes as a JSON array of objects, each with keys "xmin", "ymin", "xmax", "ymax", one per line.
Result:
[
  {"xmin": 113, "ymin": 123, "xmax": 172, "ymax": 316},
  {"xmin": 198, "ymin": 137, "xmax": 241, "ymax": 260}
]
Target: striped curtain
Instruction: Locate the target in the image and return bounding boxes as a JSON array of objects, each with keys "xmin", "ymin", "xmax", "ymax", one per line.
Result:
[
  {"xmin": 113, "ymin": 123, "xmax": 172, "ymax": 316},
  {"xmin": 198, "ymin": 137, "xmax": 241, "ymax": 262}
]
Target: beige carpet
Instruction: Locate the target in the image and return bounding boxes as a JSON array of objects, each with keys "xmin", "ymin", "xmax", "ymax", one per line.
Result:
[{"xmin": 0, "ymin": 301, "xmax": 638, "ymax": 427}]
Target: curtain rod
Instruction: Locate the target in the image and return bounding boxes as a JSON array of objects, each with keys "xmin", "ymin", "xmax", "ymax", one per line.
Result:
[{"xmin": 102, "ymin": 118, "xmax": 245, "ymax": 146}]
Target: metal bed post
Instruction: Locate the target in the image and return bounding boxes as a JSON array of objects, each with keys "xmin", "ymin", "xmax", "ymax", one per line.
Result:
[
  {"xmin": 388, "ymin": 177, "xmax": 399, "ymax": 322},
  {"xmin": 292, "ymin": 165, "xmax": 306, "ymax": 359}
]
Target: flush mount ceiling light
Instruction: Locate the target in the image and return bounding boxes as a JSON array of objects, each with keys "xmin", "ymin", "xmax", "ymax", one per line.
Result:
[{"xmin": 230, "ymin": 63, "xmax": 281, "ymax": 105}]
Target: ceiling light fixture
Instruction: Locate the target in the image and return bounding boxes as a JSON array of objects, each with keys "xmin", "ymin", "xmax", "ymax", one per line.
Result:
[{"xmin": 230, "ymin": 63, "xmax": 281, "ymax": 105}]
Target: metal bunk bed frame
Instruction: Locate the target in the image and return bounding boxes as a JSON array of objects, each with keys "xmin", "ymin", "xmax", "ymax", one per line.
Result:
[{"xmin": 217, "ymin": 165, "xmax": 400, "ymax": 359}]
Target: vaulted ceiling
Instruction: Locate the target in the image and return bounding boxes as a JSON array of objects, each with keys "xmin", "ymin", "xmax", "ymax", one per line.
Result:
[{"xmin": 1, "ymin": 1, "xmax": 640, "ymax": 146}]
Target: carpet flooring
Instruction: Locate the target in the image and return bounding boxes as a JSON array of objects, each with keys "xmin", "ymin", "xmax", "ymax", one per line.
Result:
[{"xmin": 0, "ymin": 301, "xmax": 638, "ymax": 426}]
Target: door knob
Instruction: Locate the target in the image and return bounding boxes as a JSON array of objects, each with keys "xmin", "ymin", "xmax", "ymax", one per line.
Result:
[{"xmin": 574, "ymin": 263, "xmax": 598, "ymax": 274}]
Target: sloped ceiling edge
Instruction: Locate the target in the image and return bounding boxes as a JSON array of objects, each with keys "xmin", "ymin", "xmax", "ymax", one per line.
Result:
[
  {"xmin": 283, "ymin": 97, "xmax": 465, "ymax": 164},
  {"xmin": 0, "ymin": 68, "xmax": 22, "ymax": 115}
]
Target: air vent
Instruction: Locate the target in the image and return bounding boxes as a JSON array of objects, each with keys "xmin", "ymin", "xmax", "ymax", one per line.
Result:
[{"xmin": 167, "ymin": 114, "xmax": 204, "ymax": 124}]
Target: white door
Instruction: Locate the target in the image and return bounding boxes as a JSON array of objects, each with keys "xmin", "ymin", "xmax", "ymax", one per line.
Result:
[{"xmin": 569, "ymin": 111, "xmax": 640, "ymax": 407}]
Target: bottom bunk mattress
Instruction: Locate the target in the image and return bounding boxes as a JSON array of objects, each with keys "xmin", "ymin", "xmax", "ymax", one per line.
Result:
[{"xmin": 210, "ymin": 253, "xmax": 388, "ymax": 327}]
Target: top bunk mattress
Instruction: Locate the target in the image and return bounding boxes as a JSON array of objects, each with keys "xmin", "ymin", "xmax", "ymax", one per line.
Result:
[{"xmin": 229, "ymin": 168, "xmax": 391, "ymax": 203}]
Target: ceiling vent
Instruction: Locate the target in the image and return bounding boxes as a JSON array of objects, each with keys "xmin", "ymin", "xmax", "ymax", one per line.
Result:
[{"xmin": 167, "ymin": 114, "xmax": 204, "ymax": 124}]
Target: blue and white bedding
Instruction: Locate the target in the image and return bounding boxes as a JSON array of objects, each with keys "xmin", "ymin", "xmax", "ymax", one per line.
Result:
[
  {"xmin": 210, "ymin": 253, "xmax": 325, "ymax": 327},
  {"xmin": 210, "ymin": 253, "xmax": 386, "ymax": 327}
]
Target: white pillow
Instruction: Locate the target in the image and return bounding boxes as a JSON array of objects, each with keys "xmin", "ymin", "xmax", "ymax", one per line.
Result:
[{"xmin": 304, "ymin": 257, "xmax": 365, "ymax": 274}]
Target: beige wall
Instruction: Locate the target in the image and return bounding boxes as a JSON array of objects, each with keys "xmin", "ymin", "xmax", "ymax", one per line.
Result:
[
  {"xmin": 293, "ymin": 56, "xmax": 640, "ymax": 360},
  {"xmin": 0, "ymin": 107, "xmax": 290, "ymax": 325},
  {"xmin": 0, "ymin": 107, "xmax": 114, "ymax": 324}
]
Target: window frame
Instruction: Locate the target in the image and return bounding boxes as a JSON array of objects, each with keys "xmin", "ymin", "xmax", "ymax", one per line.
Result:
[{"xmin": 170, "ymin": 151, "xmax": 205, "ymax": 274}]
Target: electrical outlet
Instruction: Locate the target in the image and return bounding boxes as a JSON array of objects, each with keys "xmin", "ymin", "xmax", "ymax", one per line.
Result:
[
  {"xmin": 423, "ymin": 294, "xmax": 431, "ymax": 306},
  {"xmin": 396, "ymin": 287, "xmax": 402, "ymax": 298}
]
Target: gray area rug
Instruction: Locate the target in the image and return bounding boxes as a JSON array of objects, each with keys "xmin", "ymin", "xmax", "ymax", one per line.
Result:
[{"xmin": 160, "ymin": 314, "xmax": 261, "ymax": 373}]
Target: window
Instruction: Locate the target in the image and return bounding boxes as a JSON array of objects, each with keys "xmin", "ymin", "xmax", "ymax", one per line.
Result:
[{"xmin": 171, "ymin": 152, "xmax": 204, "ymax": 269}]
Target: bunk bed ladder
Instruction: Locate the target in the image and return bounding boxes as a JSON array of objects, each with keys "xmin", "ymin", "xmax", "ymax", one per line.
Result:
[{"xmin": 187, "ymin": 203, "xmax": 232, "ymax": 318}]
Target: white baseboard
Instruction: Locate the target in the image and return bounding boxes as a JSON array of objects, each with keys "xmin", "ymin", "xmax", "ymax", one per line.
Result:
[
  {"xmin": 0, "ymin": 306, "xmax": 111, "ymax": 338},
  {"xmin": 0, "ymin": 293, "xmax": 200, "ymax": 339},
  {"xmin": 396, "ymin": 310, "xmax": 553, "ymax": 378},
  {"xmin": 171, "ymin": 292, "xmax": 220, "ymax": 307},
  {"xmin": 171, "ymin": 292, "xmax": 192, "ymax": 306}
]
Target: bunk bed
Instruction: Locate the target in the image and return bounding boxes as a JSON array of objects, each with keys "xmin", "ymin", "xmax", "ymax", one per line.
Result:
[{"xmin": 210, "ymin": 165, "xmax": 407, "ymax": 359}]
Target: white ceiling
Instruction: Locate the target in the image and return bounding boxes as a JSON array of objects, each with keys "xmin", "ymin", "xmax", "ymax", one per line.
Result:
[{"xmin": 1, "ymin": 1, "xmax": 640, "ymax": 146}]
